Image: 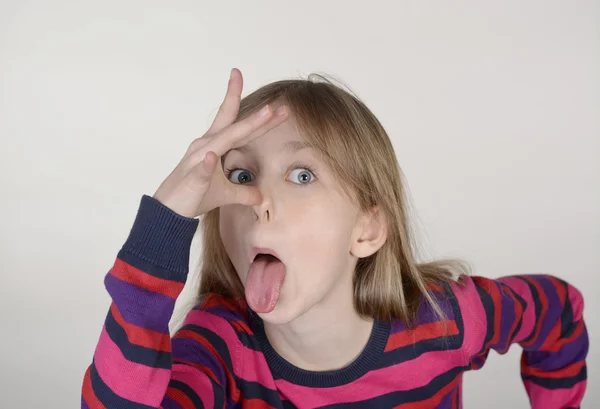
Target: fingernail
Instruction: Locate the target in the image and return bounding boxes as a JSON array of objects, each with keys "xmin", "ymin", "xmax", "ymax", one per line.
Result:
[
  {"xmin": 275, "ymin": 106, "xmax": 287, "ymax": 116},
  {"xmin": 259, "ymin": 105, "xmax": 271, "ymax": 117}
]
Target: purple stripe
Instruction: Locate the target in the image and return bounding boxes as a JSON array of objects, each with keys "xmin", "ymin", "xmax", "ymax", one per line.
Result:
[
  {"xmin": 104, "ymin": 273, "xmax": 174, "ymax": 334},
  {"xmin": 172, "ymin": 337, "xmax": 227, "ymax": 386},
  {"xmin": 471, "ymin": 355, "xmax": 485, "ymax": 369},
  {"xmin": 491, "ymin": 282, "xmax": 517, "ymax": 351},
  {"xmin": 391, "ymin": 294, "xmax": 455, "ymax": 334},
  {"xmin": 525, "ymin": 326, "xmax": 589, "ymax": 371},
  {"xmin": 529, "ymin": 276, "xmax": 562, "ymax": 350},
  {"xmin": 162, "ymin": 395, "xmax": 183, "ymax": 409},
  {"xmin": 228, "ymin": 397, "xmax": 242, "ymax": 409},
  {"xmin": 434, "ymin": 388, "xmax": 455, "ymax": 408},
  {"xmin": 81, "ymin": 397, "xmax": 90, "ymax": 409}
]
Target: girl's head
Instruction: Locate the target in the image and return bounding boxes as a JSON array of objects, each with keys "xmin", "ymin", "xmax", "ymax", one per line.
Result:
[{"xmin": 197, "ymin": 74, "xmax": 466, "ymax": 326}]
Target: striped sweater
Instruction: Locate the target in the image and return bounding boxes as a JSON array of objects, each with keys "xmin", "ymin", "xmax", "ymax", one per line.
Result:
[{"xmin": 81, "ymin": 195, "xmax": 588, "ymax": 409}]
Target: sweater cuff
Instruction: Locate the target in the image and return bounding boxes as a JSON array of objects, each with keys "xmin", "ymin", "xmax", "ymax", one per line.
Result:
[{"xmin": 119, "ymin": 195, "xmax": 200, "ymax": 277}]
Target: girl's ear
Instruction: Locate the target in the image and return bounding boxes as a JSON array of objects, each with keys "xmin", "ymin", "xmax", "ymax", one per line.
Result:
[{"xmin": 350, "ymin": 205, "xmax": 388, "ymax": 258}]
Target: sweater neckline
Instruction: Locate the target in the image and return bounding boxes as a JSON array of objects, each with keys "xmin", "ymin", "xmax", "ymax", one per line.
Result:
[{"xmin": 247, "ymin": 309, "xmax": 391, "ymax": 388}]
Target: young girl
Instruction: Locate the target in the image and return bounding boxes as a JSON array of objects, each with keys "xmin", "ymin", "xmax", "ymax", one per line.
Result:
[{"xmin": 81, "ymin": 68, "xmax": 588, "ymax": 408}]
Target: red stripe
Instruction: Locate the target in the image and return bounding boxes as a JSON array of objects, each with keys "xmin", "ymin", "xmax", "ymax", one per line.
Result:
[
  {"xmin": 110, "ymin": 303, "xmax": 171, "ymax": 351},
  {"xmin": 82, "ymin": 367, "xmax": 107, "ymax": 409},
  {"xmin": 522, "ymin": 359, "xmax": 585, "ymax": 379},
  {"xmin": 385, "ymin": 320, "xmax": 459, "ymax": 351},
  {"xmin": 453, "ymin": 386, "xmax": 459, "ymax": 408},
  {"xmin": 232, "ymin": 319, "xmax": 253, "ymax": 334},
  {"xmin": 166, "ymin": 386, "xmax": 196, "ymax": 409},
  {"xmin": 111, "ymin": 258, "xmax": 184, "ymax": 299},
  {"xmin": 231, "ymin": 320, "xmax": 242, "ymax": 333},
  {"xmin": 427, "ymin": 282, "xmax": 445, "ymax": 292},
  {"xmin": 549, "ymin": 320, "xmax": 584, "ymax": 352},
  {"xmin": 202, "ymin": 294, "xmax": 245, "ymax": 312}
]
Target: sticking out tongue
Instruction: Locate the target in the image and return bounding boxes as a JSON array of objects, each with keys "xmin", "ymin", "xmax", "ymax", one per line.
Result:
[{"xmin": 245, "ymin": 254, "xmax": 286, "ymax": 313}]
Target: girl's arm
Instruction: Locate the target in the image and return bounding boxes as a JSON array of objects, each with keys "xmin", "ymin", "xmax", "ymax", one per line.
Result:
[
  {"xmin": 458, "ymin": 274, "xmax": 588, "ymax": 408},
  {"xmin": 81, "ymin": 195, "xmax": 231, "ymax": 409}
]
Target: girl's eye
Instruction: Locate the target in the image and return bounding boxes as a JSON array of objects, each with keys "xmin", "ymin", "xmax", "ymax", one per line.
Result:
[
  {"xmin": 288, "ymin": 168, "xmax": 315, "ymax": 185},
  {"xmin": 227, "ymin": 169, "xmax": 255, "ymax": 184},
  {"xmin": 225, "ymin": 167, "xmax": 317, "ymax": 185}
]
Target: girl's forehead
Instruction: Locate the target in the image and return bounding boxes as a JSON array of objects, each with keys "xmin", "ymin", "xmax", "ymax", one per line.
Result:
[{"xmin": 236, "ymin": 119, "xmax": 311, "ymax": 152}]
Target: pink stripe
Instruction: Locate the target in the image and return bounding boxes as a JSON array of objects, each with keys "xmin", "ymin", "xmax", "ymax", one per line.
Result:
[
  {"xmin": 236, "ymin": 344, "xmax": 277, "ymax": 386},
  {"xmin": 524, "ymin": 379, "xmax": 586, "ymax": 409},
  {"xmin": 276, "ymin": 349, "xmax": 466, "ymax": 406},
  {"xmin": 568, "ymin": 285, "xmax": 584, "ymax": 321},
  {"xmin": 94, "ymin": 326, "xmax": 170, "ymax": 406},
  {"xmin": 171, "ymin": 363, "xmax": 214, "ymax": 409},
  {"xmin": 498, "ymin": 276, "xmax": 536, "ymax": 343},
  {"xmin": 449, "ymin": 277, "xmax": 489, "ymax": 358}
]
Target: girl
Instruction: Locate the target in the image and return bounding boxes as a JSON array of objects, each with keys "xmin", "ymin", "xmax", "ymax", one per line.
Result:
[{"xmin": 81, "ymin": 68, "xmax": 588, "ymax": 408}]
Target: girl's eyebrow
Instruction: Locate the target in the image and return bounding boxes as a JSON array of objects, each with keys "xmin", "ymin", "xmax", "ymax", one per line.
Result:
[{"xmin": 225, "ymin": 140, "xmax": 313, "ymax": 159}]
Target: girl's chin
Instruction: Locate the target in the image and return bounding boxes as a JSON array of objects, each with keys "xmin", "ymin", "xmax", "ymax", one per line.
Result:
[{"xmin": 256, "ymin": 300, "xmax": 305, "ymax": 326}]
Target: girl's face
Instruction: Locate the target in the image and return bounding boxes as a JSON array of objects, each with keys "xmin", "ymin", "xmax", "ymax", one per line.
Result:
[{"xmin": 219, "ymin": 118, "xmax": 364, "ymax": 325}]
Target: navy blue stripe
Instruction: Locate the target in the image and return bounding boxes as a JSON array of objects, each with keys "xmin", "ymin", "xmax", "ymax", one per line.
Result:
[
  {"xmin": 105, "ymin": 307, "xmax": 172, "ymax": 369},
  {"xmin": 90, "ymin": 360, "xmax": 156, "ymax": 409},
  {"xmin": 235, "ymin": 328, "xmax": 263, "ymax": 352},
  {"xmin": 240, "ymin": 380, "xmax": 283, "ymax": 408},
  {"xmin": 282, "ymin": 399, "xmax": 296, "ymax": 409},
  {"xmin": 560, "ymin": 280, "xmax": 577, "ymax": 338},
  {"xmin": 118, "ymin": 194, "xmax": 199, "ymax": 281}
]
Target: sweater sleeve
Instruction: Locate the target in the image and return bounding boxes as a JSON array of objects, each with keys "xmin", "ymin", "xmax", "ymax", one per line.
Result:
[
  {"xmin": 461, "ymin": 274, "xmax": 588, "ymax": 409},
  {"xmin": 81, "ymin": 195, "xmax": 231, "ymax": 409}
]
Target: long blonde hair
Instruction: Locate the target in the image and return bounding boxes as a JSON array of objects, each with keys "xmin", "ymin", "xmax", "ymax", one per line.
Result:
[{"xmin": 189, "ymin": 74, "xmax": 469, "ymax": 327}]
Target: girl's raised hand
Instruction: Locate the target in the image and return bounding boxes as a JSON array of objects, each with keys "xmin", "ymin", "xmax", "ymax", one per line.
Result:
[{"xmin": 153, "ymin": 68, "xmax": 288, "ymax": 218}]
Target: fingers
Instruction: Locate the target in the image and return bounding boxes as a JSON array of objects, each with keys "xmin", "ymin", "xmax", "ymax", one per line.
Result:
[
  {"xmin": 209, "ymin": 104, "xmax": 289, "ymax": 157},
  {"xmin": 207, "ymin": 68, "xmax": 243, "ymax": 134},
  {"xmin": 183, "ymin": 103, "xmax": 275, "ymax": 161},
  {"xmin": 230, "ymin": 105, "xmax": 289, "ymax": 150},
  {"xmin": 203, "ymin": 104, "xmax": 272, "ymax": 157}
]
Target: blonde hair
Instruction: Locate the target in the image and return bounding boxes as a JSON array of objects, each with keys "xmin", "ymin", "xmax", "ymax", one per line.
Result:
[{"xmin": 190, "ymin": 74, "xmax": 469, "ymax": 327}]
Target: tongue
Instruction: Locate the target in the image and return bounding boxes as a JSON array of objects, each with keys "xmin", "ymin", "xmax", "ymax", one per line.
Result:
[{"xmin": 245, "ymin": 258, "xmax": 286, "ymax": 313}]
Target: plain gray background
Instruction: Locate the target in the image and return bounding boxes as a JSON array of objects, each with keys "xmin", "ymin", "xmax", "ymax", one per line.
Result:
[{"xmin": 0, "ymin": 1, "xmax": 598, "ymax": 408}]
